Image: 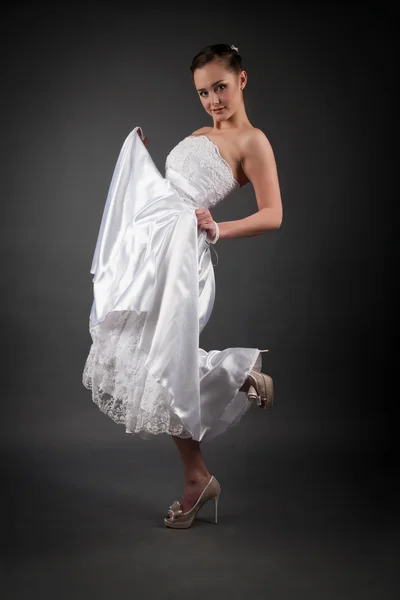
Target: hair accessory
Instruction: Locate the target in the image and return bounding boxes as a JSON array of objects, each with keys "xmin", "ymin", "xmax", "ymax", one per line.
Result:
[{"xmin": 230, "ymin": 45, "xmax": 239, "ymax": 52}]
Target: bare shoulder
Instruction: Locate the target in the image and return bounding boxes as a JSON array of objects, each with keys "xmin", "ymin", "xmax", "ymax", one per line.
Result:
[
  {"xmin": 239, "ymin": 127, "xmax": 274, "ymax": 156},
  {"xmin": 190, "ymin": 126, "xmax": 213, "ymax": 136}
]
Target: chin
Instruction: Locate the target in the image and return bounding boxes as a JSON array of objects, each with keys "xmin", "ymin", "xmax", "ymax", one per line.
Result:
[{"xmin": 211, "ymin": 111, "xmax": 229, "ymax": 119}]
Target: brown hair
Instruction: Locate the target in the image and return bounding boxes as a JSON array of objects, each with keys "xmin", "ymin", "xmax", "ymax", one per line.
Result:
[{"xmin": 190, "ymin": 44, "xmax": 243, "ymax": 77}]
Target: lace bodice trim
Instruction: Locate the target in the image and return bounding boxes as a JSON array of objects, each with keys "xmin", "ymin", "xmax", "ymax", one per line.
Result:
[
  {"xmin": 187, "ymin": 136, "xmax": 239, "ymax": 186},
  {"xmin": 165, "ymin": 135, "xmax": 239, "ymax": 208}
]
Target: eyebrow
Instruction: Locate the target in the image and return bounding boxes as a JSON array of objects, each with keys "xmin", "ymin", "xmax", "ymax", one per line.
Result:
[{"xmin": 196, "ymin": 79, "xmax": 226, "ymax": 92}]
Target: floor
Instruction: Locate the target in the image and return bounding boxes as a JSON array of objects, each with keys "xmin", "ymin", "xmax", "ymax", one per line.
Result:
[{"xmin": 2, "ymin": 434, "xmax": 398, "ymax": 600}]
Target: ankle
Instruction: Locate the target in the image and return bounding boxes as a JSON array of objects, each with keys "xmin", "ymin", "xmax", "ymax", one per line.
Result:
[{"xmin": 184, "ymin": 469, "xmax": 211, "ymax": 485}]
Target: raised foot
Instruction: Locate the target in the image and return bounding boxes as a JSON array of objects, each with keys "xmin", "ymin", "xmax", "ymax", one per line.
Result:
[{"xmin": 246, "ymin": 370, "xmax": 274, "ymax": 409}]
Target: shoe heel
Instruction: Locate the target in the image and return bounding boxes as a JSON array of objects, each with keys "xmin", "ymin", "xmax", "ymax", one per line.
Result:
[
  {"xmin": 246, "ymin": 371, "xmax": 274, "ymax": 409},
  {"xmin": 213, "ymin": 494, "xmax": 220, "ymax": 524}
]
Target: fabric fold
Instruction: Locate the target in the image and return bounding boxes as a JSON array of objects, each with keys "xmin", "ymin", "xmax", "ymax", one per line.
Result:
[{"xmin": 83, "ymin": 126, "xmax": 266, "ymax": 442}]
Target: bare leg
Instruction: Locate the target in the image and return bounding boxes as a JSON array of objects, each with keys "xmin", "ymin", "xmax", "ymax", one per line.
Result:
[
  {"xmin": 172, "ymin": 436, "xmax": 212, "ymax": 512},
  {"xmin": 170, "ymin": 377, "xmax": 250, "ymax": 512}
]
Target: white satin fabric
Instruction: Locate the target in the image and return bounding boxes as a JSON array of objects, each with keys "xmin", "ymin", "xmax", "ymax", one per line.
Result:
[{"xmin": 82, "ymin": 127, "xmax": 264, "ymax": 443}]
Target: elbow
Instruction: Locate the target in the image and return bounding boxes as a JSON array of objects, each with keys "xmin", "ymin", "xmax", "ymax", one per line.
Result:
[
  {"xmin": 270, "ymin": 209, "xmax": 283, "ymax": 231},
  {"xmin": 260, "ymin": 207, "xmax": 283, "ymax": 232},
  {"xmin": 275, "ymin": 207, "xmax": 283, "ymax": 229}
]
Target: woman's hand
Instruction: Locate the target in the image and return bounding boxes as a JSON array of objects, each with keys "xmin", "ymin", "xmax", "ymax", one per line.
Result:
[
  {"xmin": 137, "ymin": 129, "xmax": 148, "ymax": 146},
  {"xmin": 195, "ymin": 208, "xmax": 217, "ymax": 240}
]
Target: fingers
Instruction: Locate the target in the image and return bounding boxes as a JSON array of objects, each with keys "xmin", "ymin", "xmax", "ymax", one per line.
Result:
[
  {"xmin": 195, "ymin": 209, "xmax": 212, "ymax": 223},
  {"xmin": 195, "ymin": 209, "xmax": 210, "ymax": 217},
  {"xmin": 195, "ymin": 209, "xmax": 214, "ymax": 235},
  {"xmin": 197, "ymin": 216, "xmax": 216, "ymax": 238},
  {"xmin": 197, "ymin": 220, "xmax": 213, "ymax": 230}
]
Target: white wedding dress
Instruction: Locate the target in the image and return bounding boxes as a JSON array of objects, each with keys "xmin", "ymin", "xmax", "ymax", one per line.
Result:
[{"xmin": 82, "ymin": 127, "xmax": 266, "ymax": 443}]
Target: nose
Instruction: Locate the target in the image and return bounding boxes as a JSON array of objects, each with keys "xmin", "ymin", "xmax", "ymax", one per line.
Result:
[{"xmin": 209, "ymin": 90, "xmax": 220, "ymax": 106}]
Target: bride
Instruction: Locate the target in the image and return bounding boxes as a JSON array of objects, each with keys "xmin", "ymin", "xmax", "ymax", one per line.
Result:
[{"xmin": 82, "ymin": 43, "xmax": 283, "ymax": 528}]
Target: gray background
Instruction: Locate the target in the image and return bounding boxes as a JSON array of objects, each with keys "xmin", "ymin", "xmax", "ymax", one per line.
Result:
[{"xmin": 3, "ymin": 2, "xmax": 398, "ymax": 599}]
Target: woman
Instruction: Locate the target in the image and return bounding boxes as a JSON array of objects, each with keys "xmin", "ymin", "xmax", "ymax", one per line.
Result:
[{"xmin": 82, "ymin": 44, "xmax": 283, "ymax": 528}]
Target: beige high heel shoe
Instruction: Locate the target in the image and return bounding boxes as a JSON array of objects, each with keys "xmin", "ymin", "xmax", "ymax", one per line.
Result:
[
  {"xmin": 245, "ymin": 348, "xmax": 274, "ymax": 409},
  {"xmin": 164, "ymin": 475, "xmax": 221, "ymax": 529}
]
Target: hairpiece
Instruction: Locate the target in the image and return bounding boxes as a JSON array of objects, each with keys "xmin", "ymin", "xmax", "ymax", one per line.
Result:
[{"xmin": 230, "ymin": 45, "xmax": 239, "ymax": 52}]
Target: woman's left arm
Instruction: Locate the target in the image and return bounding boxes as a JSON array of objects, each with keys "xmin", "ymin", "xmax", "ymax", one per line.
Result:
[{"xmin": 219, "ymin": 129, "xmax": 283, "ymax": 239}]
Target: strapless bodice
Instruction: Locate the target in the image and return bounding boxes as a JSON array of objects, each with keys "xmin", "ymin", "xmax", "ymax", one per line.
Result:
[{"xmin": 165, "ymin": 135, "xmax": 240, "ymax": 209}]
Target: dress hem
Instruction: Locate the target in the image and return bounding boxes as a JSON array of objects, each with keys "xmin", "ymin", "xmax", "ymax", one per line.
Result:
[{"xmin": 82, "ymin": 346, "xmax": 264, "ymax": 443}]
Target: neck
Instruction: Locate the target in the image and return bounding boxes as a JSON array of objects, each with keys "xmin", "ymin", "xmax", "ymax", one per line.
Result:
[{"xmin": 212, "ymin": 104, "xmax": 251, "ymax": 131}]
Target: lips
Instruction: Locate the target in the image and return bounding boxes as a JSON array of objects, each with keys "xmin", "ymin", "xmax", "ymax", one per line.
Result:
[{"xmin": 213, "ymin": 107, "xmax": 225, "ymax": 113}]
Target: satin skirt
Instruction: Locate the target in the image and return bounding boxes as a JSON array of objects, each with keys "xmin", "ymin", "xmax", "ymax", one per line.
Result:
[{"xmin": 82, "ymin": 127, "xmax": 264, "ymax": 443}]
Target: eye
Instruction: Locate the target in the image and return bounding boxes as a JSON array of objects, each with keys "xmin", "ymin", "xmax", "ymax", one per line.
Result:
[{"xmin": 198, "ymin": 84, "xmax": 227, "ymax": 98}]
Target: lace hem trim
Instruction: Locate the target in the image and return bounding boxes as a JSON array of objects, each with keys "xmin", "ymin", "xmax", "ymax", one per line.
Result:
[
  {"xmin": 82, "ymin": 309, "xmax": 192, "ymax": 439},
  {"xmin": 82, "ymin": 376, "xmax": 192, "ymax": 439}
]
